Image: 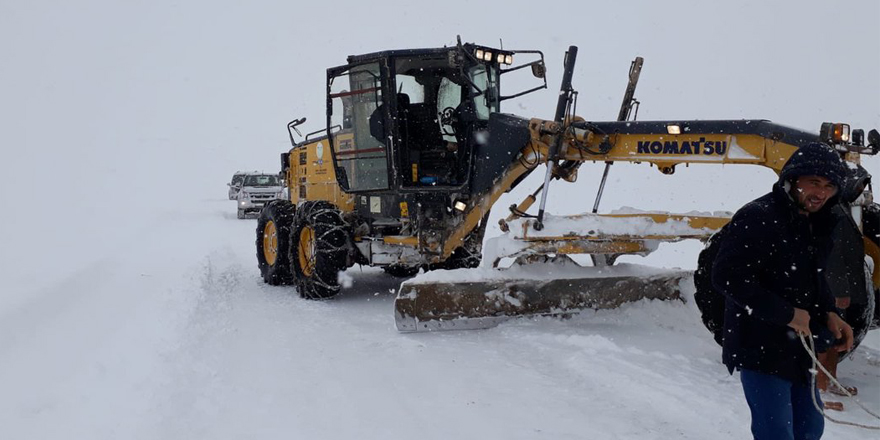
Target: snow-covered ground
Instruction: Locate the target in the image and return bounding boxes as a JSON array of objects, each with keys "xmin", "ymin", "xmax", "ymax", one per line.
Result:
[
  {"xmin": 1, "ymin": 199, "xmax": 877, "ymax": 439},
  {"xmin": 2, "ymin": 0, "xmax": 878, "ymax": 438}
]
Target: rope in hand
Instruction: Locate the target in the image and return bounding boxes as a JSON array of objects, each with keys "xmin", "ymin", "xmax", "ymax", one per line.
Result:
[{"xmin": 799, "ymin": 333, "xmax": 880, "ymax": 430}]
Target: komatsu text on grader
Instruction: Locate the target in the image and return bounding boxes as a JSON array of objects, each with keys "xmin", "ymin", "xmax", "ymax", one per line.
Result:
[{"xmin": 256, "ymin": 38, "xmax": 879, "ymax": 341}]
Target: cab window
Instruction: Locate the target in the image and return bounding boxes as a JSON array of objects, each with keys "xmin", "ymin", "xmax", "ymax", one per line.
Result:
[
  {"xmin": 328, "ymin": 62, "xmax": 389, "ymax": 192},
  {"xmin": 468, "ymin": 64, "xmax": 499, "ymax": 120}
]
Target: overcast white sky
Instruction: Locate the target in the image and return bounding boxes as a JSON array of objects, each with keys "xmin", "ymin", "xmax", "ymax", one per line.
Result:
[{"xmin": 1, "ymin": 0, "xmax": 877, "ymax": 290}]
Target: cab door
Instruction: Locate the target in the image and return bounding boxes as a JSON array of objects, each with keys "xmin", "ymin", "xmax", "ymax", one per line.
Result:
[{"xmin": 326, "ymin": 61, "xmax": 393, "ymax": 193}]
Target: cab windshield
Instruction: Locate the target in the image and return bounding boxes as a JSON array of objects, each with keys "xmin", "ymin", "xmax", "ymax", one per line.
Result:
[
  {"xmin": 396, "ymin": 61, "xmax": 499, "ymax": 124},
  {"xmin": 392, "ymin": 56, "xmax": 500, "ymax": 186},
  {"xmin": 243, "ymin": 175, "xmax": 280, "ymax": 187}
]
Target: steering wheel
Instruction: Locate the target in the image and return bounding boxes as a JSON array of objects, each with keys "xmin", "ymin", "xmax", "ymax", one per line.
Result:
[{"xmin": 438, "ymin": 106, "xmax": 457, "ymax": 136}]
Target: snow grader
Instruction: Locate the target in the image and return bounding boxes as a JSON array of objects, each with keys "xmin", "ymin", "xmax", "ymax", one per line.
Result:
[{"xmin": 256, "ymin": 38, "xmax": 879, "ymax": 340}]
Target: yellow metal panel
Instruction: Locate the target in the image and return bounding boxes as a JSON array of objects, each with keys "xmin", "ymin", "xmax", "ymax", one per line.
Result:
[
  {"xmin": 599, "ymin": 213, "xmax": 731, "ymax": 231},
  {"xmin": 384, "ymin": 236, "xmax": 419, "ymax": 247},
  {"xmin": 550, "ymin": 240, "xmax": 649, "ymax": 255},
  {"xmin": 289, "ymin": 135, "xmax": 354, "ymax": 212},
  {"xmin": 564, "ymin": 133, "xmax": 775, "ymax": 166}
]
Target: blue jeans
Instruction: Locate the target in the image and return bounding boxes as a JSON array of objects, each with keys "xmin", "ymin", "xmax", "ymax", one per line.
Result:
[{"xmin": 740, "ymin": 369, "xmax": 825, "ymax": 440}]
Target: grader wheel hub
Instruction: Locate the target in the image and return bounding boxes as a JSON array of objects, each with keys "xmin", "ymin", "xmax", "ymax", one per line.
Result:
[
  {"xmin": 298, "ymin": 225, "xmax": 316, "ymax": 277},
  {"xmin": 262, "ymin": 220, "xmax": 278, "ymax": 266}
]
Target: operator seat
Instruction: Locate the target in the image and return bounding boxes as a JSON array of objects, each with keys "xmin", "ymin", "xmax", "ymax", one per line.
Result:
[
  {"xmin": 370, "ymin": 93, "xmax": 414, "ymax": 147},
  {"xmin": 405, "ymin": 103, "xmax": 442, "ymax": 149}
]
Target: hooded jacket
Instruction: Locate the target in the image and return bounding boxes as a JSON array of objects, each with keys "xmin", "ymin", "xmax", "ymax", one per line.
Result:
[{"xmin": 712, "ymin": 143, "xmax": 846, "ymax": 384}]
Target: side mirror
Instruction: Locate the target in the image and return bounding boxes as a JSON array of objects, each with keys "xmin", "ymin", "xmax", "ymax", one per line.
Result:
[
  {"xmin": 288, "ymin": 117, "xmax": 307, "ymax": 146},
  {"xmin": 531, "ymin": 62, "xmax": 546, "ymax": 79}
]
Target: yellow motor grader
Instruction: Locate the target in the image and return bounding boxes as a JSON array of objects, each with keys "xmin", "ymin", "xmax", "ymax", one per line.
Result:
[{"xmin": 256, "ymin": 38, "xmax": 879, "ymax": 339}]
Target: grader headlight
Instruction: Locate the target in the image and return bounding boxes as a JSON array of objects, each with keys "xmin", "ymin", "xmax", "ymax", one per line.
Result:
[
  {"xmin": 666, "ymin": 124, "xmax": 682, "ymax": 135},
  {"xmin": 834, "ymin": 124, "xmax": 850, "ymax": 143},
  {"xmin": 474, "ymin": 47, "xmax": 512, "ymax": 65},
  {"xmin": 820, "ymin": 122, "xmax": 851, "ymax": 144}
]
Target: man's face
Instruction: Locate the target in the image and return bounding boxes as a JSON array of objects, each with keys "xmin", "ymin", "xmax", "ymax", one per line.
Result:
[{"xmin": 792, "ymin": 175, "xmax": 838, "ymax": 214}]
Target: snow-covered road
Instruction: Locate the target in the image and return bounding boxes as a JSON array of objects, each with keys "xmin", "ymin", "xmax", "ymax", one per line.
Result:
[
  {"xmin": 2, "ymin": 200, "xmax": 876, "ymax": 439},
  {"xmin": 3, "ymin": 1, "xmax": 878, "ymax": 438}
]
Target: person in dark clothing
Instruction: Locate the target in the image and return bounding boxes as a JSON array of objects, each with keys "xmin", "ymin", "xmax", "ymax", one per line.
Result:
[
  {"xmin": 817, "ymin": 164, "xmax": 872, "ymax": 403},
  {"xmin": 712, "ymin": 142, "xmax": 854, "ymax": 440}
]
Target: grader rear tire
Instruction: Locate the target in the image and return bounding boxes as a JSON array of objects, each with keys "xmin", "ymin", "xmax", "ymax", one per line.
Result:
[
  {"xmin": 291, "ymin": 201, "xmax": 350, "ymax": 299},
  {"xmin": 256, "ymin": 200, "xmax": 296, "ymax": 285}
]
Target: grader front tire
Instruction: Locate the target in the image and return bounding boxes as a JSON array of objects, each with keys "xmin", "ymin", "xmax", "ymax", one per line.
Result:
[{"xmin": 291, "ymin": 201, "xmax": 350, "ymax": 299}]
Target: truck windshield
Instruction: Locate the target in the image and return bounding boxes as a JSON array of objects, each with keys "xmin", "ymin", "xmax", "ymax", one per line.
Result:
[{"xmin": 243, "ymin": 175, "xmax": 280, "ymax": 187}]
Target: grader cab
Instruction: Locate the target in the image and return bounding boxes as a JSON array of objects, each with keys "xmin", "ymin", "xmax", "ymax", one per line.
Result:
[{"xmin": 257, "ymin": 39, "xmax": 549, "ymax": 293}]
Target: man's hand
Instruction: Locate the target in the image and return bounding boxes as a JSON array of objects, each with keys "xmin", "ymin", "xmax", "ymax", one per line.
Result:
[
  {"xmin": 788, "ymin": 308, "xmax": 811, "ymax": 335},
  {"xmin": 827, "ymin": 312, "xmax": 854, "ymax": 352}
]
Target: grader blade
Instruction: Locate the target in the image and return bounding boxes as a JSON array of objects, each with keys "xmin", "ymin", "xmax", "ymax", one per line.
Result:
[{"xmin": 394, "ymin": 269, "xmax": 691, "ymax": 332}]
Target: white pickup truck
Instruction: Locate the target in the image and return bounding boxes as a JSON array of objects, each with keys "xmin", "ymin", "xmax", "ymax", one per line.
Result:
[{"xmin": 235, "ymin": 173, "xmax": 284, "ymax": 219}]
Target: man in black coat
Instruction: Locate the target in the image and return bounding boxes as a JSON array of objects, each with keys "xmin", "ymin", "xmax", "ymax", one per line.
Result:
[{"xmin": 712, "ymin": 142, "xmax": 854, "ymax": 440}]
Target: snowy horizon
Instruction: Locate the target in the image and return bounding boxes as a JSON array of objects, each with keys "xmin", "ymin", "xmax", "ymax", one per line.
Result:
[{"xmin": 1, "ymin": 1, "xmax": 878, "ymax": 438}]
